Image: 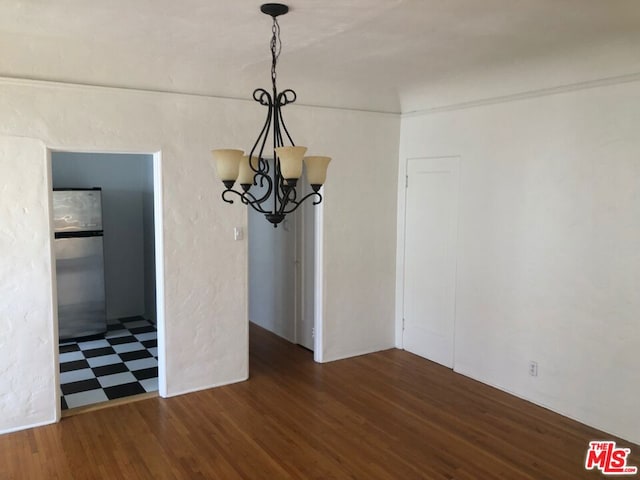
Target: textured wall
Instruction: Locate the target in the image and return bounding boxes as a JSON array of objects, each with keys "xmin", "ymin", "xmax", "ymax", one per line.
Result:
[
  {"xmin": 0, "ymin": 78, "xmax": 400, "ymax": 433},
  {"xmin": 0, "ymin": 137, "xmax": 58, "ymax": 432},
  {"xmin": 397, "ymin": 80, "xmax": 640, "ymax": 445}
]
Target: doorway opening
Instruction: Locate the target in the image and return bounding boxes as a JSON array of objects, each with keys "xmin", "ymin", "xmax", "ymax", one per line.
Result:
[
  {"xmin": 51, "ymin": 151, "xmax": 162, "ymax": 412},
  {"xmin": 248, "ymin": 173, "xmax": 319, "ymax": 355}
]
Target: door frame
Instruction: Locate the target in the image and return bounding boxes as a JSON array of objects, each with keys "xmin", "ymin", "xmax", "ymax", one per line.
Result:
[
  {"xmin": 293, "ymin": 182, "xmax": 320, "ymax": 353},
  {"xmin": 48, "ymin": 148, "xmax": 166, "ymax": 422},
  {"xmin": 290, "ymin": 184, "xmax": 326, "ymax": 362},
  {"xmin": 395, "ymin": 155, "xmax": 461, "ymax": 355},
  {"xmin": 312, "ymin": 199, "xmax": 324, "ymax": 362}
]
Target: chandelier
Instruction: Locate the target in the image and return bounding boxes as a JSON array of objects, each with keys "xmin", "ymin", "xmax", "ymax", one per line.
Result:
[{"xmin": 212, "ymin": 3, "xmax": 331, "ymax": 227}]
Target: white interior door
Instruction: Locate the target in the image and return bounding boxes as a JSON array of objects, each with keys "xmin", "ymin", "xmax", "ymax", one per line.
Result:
[{"xmin": 403, "ymin": 157, "xmax": 459, "ymax": 368}]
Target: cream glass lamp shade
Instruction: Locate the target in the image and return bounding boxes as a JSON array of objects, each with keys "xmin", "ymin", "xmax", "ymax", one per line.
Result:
[
  {"xmin": 212, "ymin": 149, "xmax": 244, "ymax": 181},
  {"xmin": 304, "ymin": 156, "xmax": 332, "ymax": 185},
  {"xmin": 275, "ymin": 146, "xmax": 307, "ymax": 181},
  {"xmin": 238, "ymin": 156, "xmax": 259, "ymax": 185}
]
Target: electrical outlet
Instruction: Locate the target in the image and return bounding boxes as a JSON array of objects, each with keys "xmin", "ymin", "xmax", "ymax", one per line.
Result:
[
  {"xmin": 311, "ymin": 327, "xmax": 315, "ymax": 338},
  {"xmin": 528, "ymin": 361, "xmax": 538, "ymax": 377}
]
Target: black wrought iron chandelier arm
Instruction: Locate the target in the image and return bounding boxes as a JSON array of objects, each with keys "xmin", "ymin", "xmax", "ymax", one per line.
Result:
[
  {"xmin": 249, "ymin": 88, "xmax": 274, "ymax": 170},
  {"xmin": 273, "ymin": 159, "xmax": 298, "ymax": 205},
  {"xmin": 253, "ymin": 87, "xmax": 273, "ymax": 106},
  {"xmin": 249, "ymin": 171, "xmax": 275, "ymax": 204},
  {"xmin": 221, "ymin": 188, "xmax": 271, "ymax": 214},
  {"xmin": 221, "ymin": 188, "xmax": 243, "ymax": 205},
  {"xmin": 242, "ymin": 189, "xmax": 273, "ymax": 213},
  {"xmin": 276, "ymin": 90, "xmax": 297, "ymax": 146},
  {"xmin": 255, "ymin": 168, "xmax": 271, "ymax": 189},
  {"xmin": 276, "ymin": 182, "xmax": 297, "ymax": 213},
  {"xmin": 281, "ymin": 191, "xmax": 323, "ymax": 215},
  {"xmin": 276, "ymin": 89, "xmax": 296, "ymax": 106}
]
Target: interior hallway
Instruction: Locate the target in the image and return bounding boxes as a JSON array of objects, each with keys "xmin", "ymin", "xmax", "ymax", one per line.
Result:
[{"xmin": 1, "ymin": 323, "xmax": 637, "ymax": 479}]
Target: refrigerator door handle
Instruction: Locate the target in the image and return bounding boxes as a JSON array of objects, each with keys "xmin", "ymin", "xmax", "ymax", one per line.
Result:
[{"xmin": 55, "ymin": 230, "xmax": 104, "ymax": 239}]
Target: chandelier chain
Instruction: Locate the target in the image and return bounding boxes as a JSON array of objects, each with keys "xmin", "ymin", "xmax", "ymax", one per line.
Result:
[{"xmin": 270, "ymin": 17, "xmax": 282, "ymax": 89}]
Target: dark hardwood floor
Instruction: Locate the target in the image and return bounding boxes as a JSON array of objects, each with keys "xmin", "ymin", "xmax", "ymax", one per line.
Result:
[{"xmin": 1, "ymin": 323, "xmax": 637, "ymax": 479}]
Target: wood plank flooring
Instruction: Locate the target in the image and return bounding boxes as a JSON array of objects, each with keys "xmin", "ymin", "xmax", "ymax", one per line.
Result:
[{"xmin": 1, "ymin": 323, "xmax": 637, "ymax": 479}]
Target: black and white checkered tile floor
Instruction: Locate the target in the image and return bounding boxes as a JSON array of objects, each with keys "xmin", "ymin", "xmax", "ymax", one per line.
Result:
[{"xmin": 59, "ymin": 316, "xmax": 158, "ymax": 410}]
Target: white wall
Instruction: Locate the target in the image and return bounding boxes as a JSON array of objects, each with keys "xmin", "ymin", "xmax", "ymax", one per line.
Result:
[
  {"xmin": 51, "ymin": 152, "xmax": 155, "ymax": 321},
  {"xmin": 0, "ymin": 137, "xmax": 58, "ymax": 432},
  {"xmin": 397, "ymin": 80, "xmax": 640, "ymax": 445},
  {"xmin": 319, "ymin": 111, "xmax": 400, "ymax": 361},
  {"xmin": 0, "ymin": 77, "xmax": 400, "ymax": 434}
]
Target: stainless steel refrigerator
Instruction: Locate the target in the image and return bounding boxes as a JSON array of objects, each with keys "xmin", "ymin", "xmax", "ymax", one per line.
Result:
[{"xmin": 53, "ymin": 188, "xmax": 107, "ymax": 340}]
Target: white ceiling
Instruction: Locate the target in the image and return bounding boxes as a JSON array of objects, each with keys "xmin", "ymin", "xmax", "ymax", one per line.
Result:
[{"xmin": 1, "ymin": 0, "xmax": 639, "ymax": 113}]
